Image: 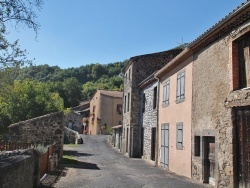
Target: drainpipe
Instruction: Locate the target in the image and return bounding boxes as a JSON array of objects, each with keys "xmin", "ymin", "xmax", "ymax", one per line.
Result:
[{"xmin": 154, "ymin": 73, "xmax": 160, "ymax": 166}]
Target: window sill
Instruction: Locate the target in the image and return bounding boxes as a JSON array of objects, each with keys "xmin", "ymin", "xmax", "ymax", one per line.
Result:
[
  {"xmin": 176, "ymin": 98, "xmax": 185, "ymax": 104},
  {"xmin": 162, "ymin": 103, "xmax": 169, "ymax": 108}
]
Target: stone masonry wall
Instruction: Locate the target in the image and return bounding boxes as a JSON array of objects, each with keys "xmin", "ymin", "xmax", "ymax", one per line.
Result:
[
  {"xmin": 8, "ymin": 112, "xmax": 64, "ymax": 159},
  {"xmin": 140, "ymin": 81, "xmax": 158, "ymax": 164},
  {"xmin": 192, "ymin": 35, "xmax": 233, "ymax": 187},
  {"xmin": 64, "ymin": 126, "xmax": 80, "ymax": 144},
  {"xmin": 122, "ymin": 49, "xmax": 183, "ymax": 157},
  {"xmin": 65, "ymin": 110, "xmax": 83, "ymax": 134},
  {"xmin": 0, "ymin": 153, "xmax": 36, "ymax": 188}
]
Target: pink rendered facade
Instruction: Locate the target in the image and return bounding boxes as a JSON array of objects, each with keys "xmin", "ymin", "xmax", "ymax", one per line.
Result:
[{"xmin": 157, "ymin": 55, "xmax": 193, "ymax": 178}]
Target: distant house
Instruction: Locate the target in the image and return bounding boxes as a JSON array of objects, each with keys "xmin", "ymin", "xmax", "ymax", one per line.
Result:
[
  {"xmin": 121, "ymin": 49, "xmax": 183, "ymax": 157},
  {"xmin": 139, "ymin": 72, "xmax": 158, "ymax": 165},
  {"xmin": 65, "ymin": 101, "xmax": 90, "ymax": 134},
  {"xmin": 89, "ymin": 90, "xmax": 123, "ymax": 135}
]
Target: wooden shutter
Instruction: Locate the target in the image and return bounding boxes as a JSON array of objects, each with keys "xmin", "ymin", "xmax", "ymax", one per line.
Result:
[
  {"xmin": 163, "ymin": 83, "xmax": 167, "ymax": 104},
  {"xmin": 176, "ymin": 123, "xmax": 183, "ymax": 150},
  {"xmin": 166, "ymin": 80, "xmax": 170, "ymax": 103},
  {"xmin": 176, "ymin": 74, "xmax": 181, "ymax": 100},
  {"xmin": 180, "ymin": 72, "xmax": 185, "ymax": 99}
]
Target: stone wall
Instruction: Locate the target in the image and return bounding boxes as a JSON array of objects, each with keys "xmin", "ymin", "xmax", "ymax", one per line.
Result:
[
  {"xmin": 192, "ymin": 34, "xmax": 233, "ymax": 187},
  {"xmin": 122, "ymin": 49, "xmax": 183, "ymax": 157},
  {"xmin": 140, "ymin": 81, "xmax": 158, "ymax": 164},
  {"xmin": 64, "ymin": 127, "xmax": 81, "ymax": 144},
  {"xmin": 8, "ymin": 112, "xmax": 64, "ymax": 159},
  {"xmin": 0, "ymin": 149, "xmax": 40, "ymax": 188},
  {"xmin": 65, "ymin": 110, "xmax": 83, "ymax": 134}
]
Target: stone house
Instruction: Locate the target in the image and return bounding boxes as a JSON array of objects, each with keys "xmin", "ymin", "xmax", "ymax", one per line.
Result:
[
  {"xmin": 89, "ymin": 90, "xmax": 123, "ymax": 135},
  {"xmin": 64, "ymin": 101, "xmax": 90, "ymax": 134},
  {"xmin": 155, "ymin": 49, "xmax": 193, "ymax": 178},
  {"xmin": 121, "ymin": 49, "xmax": 183, "ymax": 157},
  {"xmin": 139, "ymin": 72, "xmax": 158, "ymax": 165},
  {"xmin": 151, "ymin": 1, "xmax": 250, "ymax": 187}
]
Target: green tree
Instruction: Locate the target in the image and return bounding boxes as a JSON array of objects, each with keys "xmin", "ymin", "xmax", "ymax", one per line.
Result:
[
  {"xmin": 62, "ymin": 77, "xmax": 82, "ymax": 107},
  {"xmin": 1, "ymin": 79, "xmax": 63, "ymax": 124}
]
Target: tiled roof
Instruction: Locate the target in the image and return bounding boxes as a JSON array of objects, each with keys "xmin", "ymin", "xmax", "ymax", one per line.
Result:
[
  {"xmin": 99, "ymin": 90, "xmax": 123, "ymax": 98},
  {"xmin": 189, "ymin": 0, "xmax": 250, "ymax": 47}
]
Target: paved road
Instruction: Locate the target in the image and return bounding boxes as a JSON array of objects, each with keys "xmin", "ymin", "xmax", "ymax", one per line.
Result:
[{"xmin": 45, "ymin": 135, "xmax": 211, "ymax": 188}]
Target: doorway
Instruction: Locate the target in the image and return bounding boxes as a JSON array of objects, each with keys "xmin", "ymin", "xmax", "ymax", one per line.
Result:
[
  {"xmin": 235, "ymin": 106, "xmax": 250, "ymax": 187},
  {"xmin": 203, "ymin": 136, "xmax": 215, "ymax": 184},
  {"xmin": 151, "ymin": 127, "xmax": 156, "ymax": 161}
]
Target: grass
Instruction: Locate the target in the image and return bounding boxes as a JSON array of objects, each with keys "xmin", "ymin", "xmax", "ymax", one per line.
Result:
[
  {"xmin": 63, "ymin": 144, "xmax": 78, "ymax": 148},
  {"xmin": 61, "ymin": 155, "xmax": 79, "ymax": 165}
]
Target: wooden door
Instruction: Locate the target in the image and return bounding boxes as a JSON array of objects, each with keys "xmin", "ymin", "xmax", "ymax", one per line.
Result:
[
  {"xmin": 161, "ymin": 124, "xmax": 169, "ymax": 168},
  {"xmin": 236, "ymin": 106, "xmax": 250, "ymax": 188}
]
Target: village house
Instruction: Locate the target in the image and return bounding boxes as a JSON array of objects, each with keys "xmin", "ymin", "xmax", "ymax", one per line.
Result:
[
  {"xmin": 154, "ymin": 49, "xmax": 193, "ymax": 179},
  {"xmin": 152, "ymin": 1, "xmax": 250, "ymax": 187},
  {"xmin": 68, "ymin": 101, "xmax": 90, "ymax": 134},
  {"xmin": 89, "ymin": 90, "xmax": 123, "ymax": 135},
  {"xmin": 139, "ymin": 72, "xmax": 158, "ymax": 165},
  {"xmin": 121, "ymin": 48, "xmax": 183, "ymax": 157}
]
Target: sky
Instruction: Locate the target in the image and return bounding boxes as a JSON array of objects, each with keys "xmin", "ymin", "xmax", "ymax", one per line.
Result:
[{"xmin": 5, "ymin": 0, "xmax": 247, "ymax": 69}]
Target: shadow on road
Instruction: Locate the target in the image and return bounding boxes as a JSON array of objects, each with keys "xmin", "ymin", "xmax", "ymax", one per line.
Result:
[
  {"xmin": 60, "ymin": 157, "xmax": 100, "ymax": 170},
  {"xmin": 63, "ymin": 150, "xmax": 94, "ymax": 157},
  {"xmin": 39, "ymin": 151, "xmax": 100, "ymax": 187}
]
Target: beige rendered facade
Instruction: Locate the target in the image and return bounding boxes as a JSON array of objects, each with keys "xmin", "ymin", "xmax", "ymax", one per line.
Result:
[
  {"xmin": 155, "ymin": 52, "xmax": 193, "ymax": 178},
  {"xmin": 89, "ymin": 90, "xmax": 123, "ymax": 135}
]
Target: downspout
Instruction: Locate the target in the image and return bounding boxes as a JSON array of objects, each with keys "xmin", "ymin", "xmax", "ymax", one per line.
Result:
[{"xmin": 154, "ymin": 73, "xmax": 160, "ymax": 166}]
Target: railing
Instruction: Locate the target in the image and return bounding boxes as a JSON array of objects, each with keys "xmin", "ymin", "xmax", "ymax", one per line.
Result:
[{"xmin": 0, "ymin": 141, "xmax": 32, "ymax": 151}]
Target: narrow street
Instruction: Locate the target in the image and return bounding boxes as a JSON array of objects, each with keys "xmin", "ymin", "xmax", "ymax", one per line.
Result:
[{"xmin": 41, "ymin": 135, "xmax": 211, "ymax": 188}]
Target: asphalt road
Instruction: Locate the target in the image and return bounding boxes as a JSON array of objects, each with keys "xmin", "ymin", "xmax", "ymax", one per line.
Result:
[{"xmin": 48, "ymin": 135, "xmax": 211, "ymax": 188}]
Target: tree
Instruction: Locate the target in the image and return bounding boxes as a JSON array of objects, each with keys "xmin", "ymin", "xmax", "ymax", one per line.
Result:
[
  {"xmin": 62, "ymin": 78, "xmax": 82, "ymax": 108},
  {"xmin": 0, "ymin": 0, "xmax": 44, "ymax": 97},
  {"xmin": 0, "ymin": 0, "xmax": 43, "ymax": 34}
]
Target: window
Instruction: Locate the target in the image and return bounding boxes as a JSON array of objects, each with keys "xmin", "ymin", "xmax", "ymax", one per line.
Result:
[
  {"xmin": 124, "ymin": 96, "xmax": 126, "ymax": 113},
  {"xmin": 129, "ymin": 69, "xmax": 131, "ymax": 80},
  {"xmin": 117, "ymin": 104, "xmax": 122, "ymax": 114},
  {"xmin": 194, "ymin": 136, "xmax": 201, "ymax": 156},
  {"xmin": 176, "ymin": 71, "xmax": 185, "ymax": 102},
  {"xmin": 238, "ymin": 35, "xmax": 250, "ymax": 88},
  {"xmin": 125, "ymin": 73, "xmax": 127, "ymax": 84},
  {"xmin": 93, "ymin": 105, "xmax": 96, "ymax": 112},
  {"xmin": 176, "ymin": 123, "xmax": 183, "ymax": 150},
  {"xmin": 142, "ymin": 93, "xmax": 146, "ymax": 113},
  {"xmin": 163, "ymin": 80, "xmax": 170, "ymax": 106},
  {"xmin": 153, "ymin": 86, "xmax": 157, "ymax": 109},
  {"xmin": 127, "ymin": 92, "xmax": 130, "ymax": 112}
]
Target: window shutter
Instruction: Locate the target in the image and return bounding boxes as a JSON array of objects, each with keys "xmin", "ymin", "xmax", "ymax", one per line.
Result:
[
  {"xmin": 180, "ymin": 72, "xmax": 185, "ymax": 99},
  {"xmin": 163, "ymin": 84, "xmax": 166, "ymax": 104},
  {"xmin": 176, "ymin": 74, "xmax": 181, "ymax": 100},
  {"xmin": 166, "ymin": 80, "xmax": 170, "ymax": 103}
]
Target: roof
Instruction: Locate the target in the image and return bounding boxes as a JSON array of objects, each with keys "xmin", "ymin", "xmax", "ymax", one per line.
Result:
[
  {"xmin": 90, "ymin": 89, "xmax": 123, "ymax": 100},
  {"xmin": 156, "ymin": 1, "xmax": 250, "ymax": 78},
  {"xmin": 189, "ymin": 1, "xmax": 250, "ymax": 49},
  {"xmin": 122, "ymin": 48, "xmax": 184, "ymax": 73},
  {"xmin": 99, "ymin": 90, "xmax": 123, "ymax": 98},
  {"xmin": 139, "ymin": 71, "xmax": 158, "ymax": 88}
]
